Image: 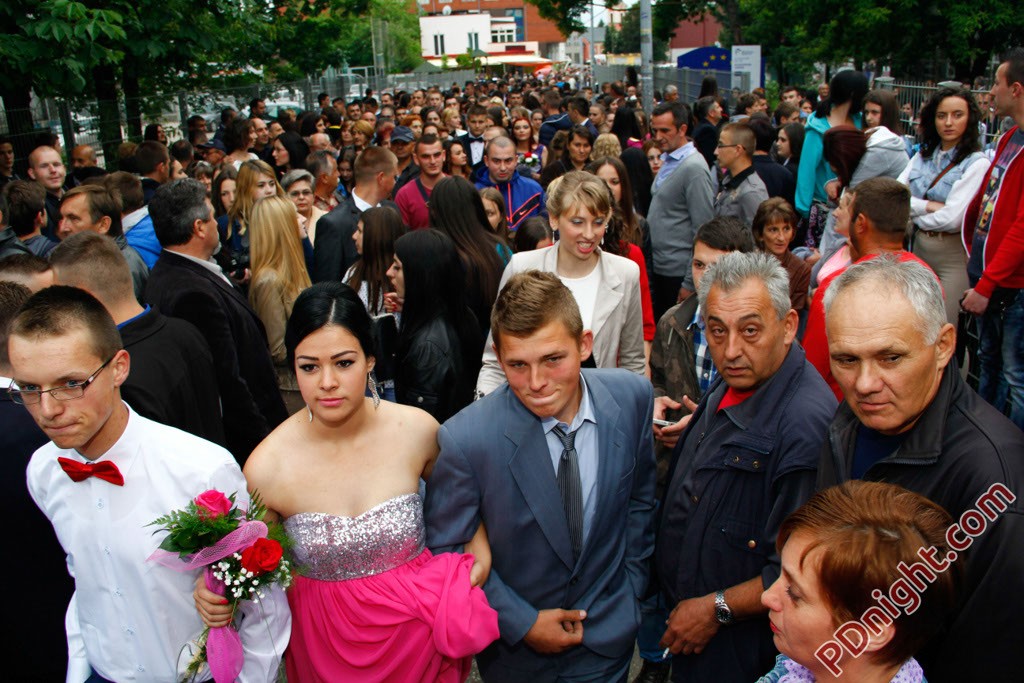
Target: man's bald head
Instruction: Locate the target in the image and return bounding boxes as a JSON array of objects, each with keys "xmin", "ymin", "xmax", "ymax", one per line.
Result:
[{"xmin": 72, "ymin": 145, "xmax": 98, "ymax": 168}]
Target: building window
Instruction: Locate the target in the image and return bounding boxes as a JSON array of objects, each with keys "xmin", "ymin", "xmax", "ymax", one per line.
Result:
[
  {"xmin": 468, "ymin": 32, "xmax": 479, "ymax": 50},
  {"xmin": 433, "ymin": 34, "xmax": 445, "ymax": 55},
  {"xmin": 491, "ymin": 26, "xmax": 515, "ymax": 43}
]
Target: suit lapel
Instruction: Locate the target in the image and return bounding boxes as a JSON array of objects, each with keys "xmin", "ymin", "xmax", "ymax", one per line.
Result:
[
  {"xmin": 590, "ymin": 254, "xmax": 624, "ymax": 338},
  {"xmin": 170, "ymin": 252, "xmax": 248, "ymax": 303},
  {"xmin": 504, "ymin": 391, "xmax": 575, "ymax": 569},
  {"xmin": 579, "ymin": 372, "xmax": 627, "ymax": 560}
]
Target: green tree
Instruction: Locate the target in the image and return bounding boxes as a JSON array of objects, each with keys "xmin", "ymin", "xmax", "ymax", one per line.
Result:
[
  {"xmin": 0, "ymin": 0, "xmax": 126, "ymax": 156},
  {"xmin": 604, "ymin": 5, "xmax": 667, "ymax": 59}
]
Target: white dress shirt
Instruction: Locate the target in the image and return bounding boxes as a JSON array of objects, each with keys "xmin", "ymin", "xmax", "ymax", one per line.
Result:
[{"xmin": 27, "ymin": 405, "xmax": 290, "ymax": 683}]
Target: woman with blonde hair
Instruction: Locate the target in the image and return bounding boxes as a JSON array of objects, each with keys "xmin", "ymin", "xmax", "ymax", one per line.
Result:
[
  {"xmin": 475, "ymin": 171, "xmax": 646, "ymax": 394},
  {"xmin": 249, "ymin": 194, "xmax": 313, "ymax": 413},
  {"xmin": 218, "ymin": 159, "xmax": 284, "ymax": 281},
  {"xmin": 592, "ymin": 132, "xmax": 623, "ymax": 159},
  {"xmin": 351, "ymin": 119, "xmax": 375, "ymax": 153},
  {"xmin": 442, "ymin": 108, "xmax": 465, "ymax": 138}
]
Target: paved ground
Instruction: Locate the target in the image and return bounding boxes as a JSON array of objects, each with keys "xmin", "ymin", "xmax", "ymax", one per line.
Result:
[{"xmin": 465, "ymin": 649, "xmax": 647, "ymax": 682}]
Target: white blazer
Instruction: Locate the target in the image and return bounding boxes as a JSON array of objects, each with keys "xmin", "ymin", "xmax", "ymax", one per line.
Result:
[{"xmin": 476, "ymin": 244, "xmax": 646, "ymax": 395}]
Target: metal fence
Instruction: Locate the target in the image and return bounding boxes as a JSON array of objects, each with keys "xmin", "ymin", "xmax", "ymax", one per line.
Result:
[
  {"xmin": 591, "ymin": 65, "xmax": 750, "ymax": 110},
  {"xmin": 0, "ymin": 67, "xmax": 479, "ymax": 168},
  {"xmin": 873, "ymin": 76, "xmax": 1008, "ymax": 149}
]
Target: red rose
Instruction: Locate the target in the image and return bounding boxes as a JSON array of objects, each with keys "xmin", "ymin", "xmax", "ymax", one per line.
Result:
[
  {"xmin": 194, "ymin": 490, "xmax": 232, "ymax": 519},
  {"xmin": 240, "ymin": 538, "xmax": 283, "ymax": 576}
]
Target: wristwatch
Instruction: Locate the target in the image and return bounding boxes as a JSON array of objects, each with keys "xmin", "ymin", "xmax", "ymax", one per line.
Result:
[{"xmin": 714, "ymin": 590, "xmax": 734, "ymax": 625}]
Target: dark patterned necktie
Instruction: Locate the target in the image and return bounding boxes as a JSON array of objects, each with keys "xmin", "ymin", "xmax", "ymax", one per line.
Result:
[{"xmin": 552, "ymin": 426, "xmax": 583, "ymax": 561}]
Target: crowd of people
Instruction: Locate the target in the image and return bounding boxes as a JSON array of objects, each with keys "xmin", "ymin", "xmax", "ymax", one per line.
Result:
[{"xmin": 1, "ymin": 48, "xmax": 1023, "ymax": 683}]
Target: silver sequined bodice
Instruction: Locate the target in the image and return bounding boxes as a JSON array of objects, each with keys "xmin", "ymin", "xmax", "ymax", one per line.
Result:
[{"xmin": 285, "ymin": 493, "xmax": 425, "ymax": 581}]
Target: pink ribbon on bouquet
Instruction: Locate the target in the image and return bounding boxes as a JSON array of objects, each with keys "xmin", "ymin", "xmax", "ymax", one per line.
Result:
[{"xmin": 148, "ymin": 520, "xmax": 269, "ymax": 683}]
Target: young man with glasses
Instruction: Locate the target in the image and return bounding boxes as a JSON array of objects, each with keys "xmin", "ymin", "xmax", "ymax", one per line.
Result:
[{"xmin": 9, "ymin": 285, "xmax": 289, "ymax": 683}]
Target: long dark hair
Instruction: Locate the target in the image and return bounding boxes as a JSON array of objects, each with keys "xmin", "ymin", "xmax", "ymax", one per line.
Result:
[
  {"xmin": 393, "ymin": 230, "xmax": 479, "ymax": 360},
  {"xmin": 698, "ymin": 75, "xmax": 719, "ymax": 99},
  {"xmin": 781, "ymin": 122, "xmax": 805, "ymax": 166},
  {"xmin": 587, "ymin": 156, "xmax": 641, "ymax": 248},
  {"xmin": 823, "ymin": 125, "xmax": 867, "ymax": 189},
  {"xmin": 284, "ymin": 282, "xmax": 374, "ymax": 371},
  {"xmin": 275, "ymin": 131, "xmax": 309, "ymax": 174},
  {"xmin": 863, "ymin": 90, "xmax": 903, "ymax": 135},
  {"xmin": 918, "ymin": 86, "xmax": 982, "ymax": 166},
  {"xmin": 442, "ymin": 139, "xmax": 471, "ymax": 179},
  {"xmin": 610, "ymin": 106, "xmax": 643, "ymax": 149},
  {"xmin": 815, "ymin": 71, "xmax": 869, "ymax": 119},
  {"xmin": 427, "ymin": 176, "xmax": 504, "ymax": 311},
  {"xmin": 347, "ymin": 206, "xmax": 406, "ymax": 315},
  {"xmin": 619, "ymin": 147, "xmax": 653, "ymax": 216}
]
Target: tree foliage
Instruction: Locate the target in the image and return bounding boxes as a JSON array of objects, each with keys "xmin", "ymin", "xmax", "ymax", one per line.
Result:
[
  {"xmin": 646, "ymin": 0, "xmax": 1024, "ymax": 85},
  {"xmin": 605, "ymin": 5, "xmax": 668, "ymax": 61}
]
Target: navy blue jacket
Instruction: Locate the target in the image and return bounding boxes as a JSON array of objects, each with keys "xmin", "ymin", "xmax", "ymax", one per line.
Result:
[{"xmin": 657, "ymin": 343, "xmax": 836, "ymax": 683}]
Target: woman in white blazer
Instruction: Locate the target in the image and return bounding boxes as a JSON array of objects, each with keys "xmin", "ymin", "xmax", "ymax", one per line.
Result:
[{"xmin": 476, "ymin": 171, "xmax": 646, "ymax": 395}]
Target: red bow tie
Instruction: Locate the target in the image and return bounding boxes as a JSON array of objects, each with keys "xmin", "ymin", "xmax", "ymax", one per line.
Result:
[{"xmin": 58, "ymin": 457, "xmax": 124, "ymax": 486}]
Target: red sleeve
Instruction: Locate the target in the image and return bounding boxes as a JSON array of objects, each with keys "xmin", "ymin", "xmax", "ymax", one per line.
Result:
[
  {"xmin": 627, "ymin": 243, "xmax": 655, "ymax": 341},
  {"xmin": 977, "ymin": 210, "xmax": 1024, "ymax": 298},
  {"xmin": 802, "ymin": 276, "xmax": 843, "ymax": 401}
]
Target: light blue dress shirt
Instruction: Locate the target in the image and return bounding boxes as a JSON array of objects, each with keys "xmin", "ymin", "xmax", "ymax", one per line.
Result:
[{"xmin": 541, "ymin": 376, "xmax": 599, "ymax": 545}]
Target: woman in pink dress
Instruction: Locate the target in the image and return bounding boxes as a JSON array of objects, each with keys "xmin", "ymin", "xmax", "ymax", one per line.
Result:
[{"xmin": 196, "ymin": 282, "xmax": 498, "ymax": 682}]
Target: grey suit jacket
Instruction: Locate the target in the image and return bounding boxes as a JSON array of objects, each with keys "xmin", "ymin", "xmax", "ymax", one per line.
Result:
[
  {"xmin": 425, "ymin": 369, "xmax": 656, "ymax": 661},
  {"xmin": 476, "ymin": 245, "xmax": 645, "ymax": 395}
]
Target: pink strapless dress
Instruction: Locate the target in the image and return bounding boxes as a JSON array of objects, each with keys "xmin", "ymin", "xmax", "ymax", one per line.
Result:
[{"xmin": 283, "ymin": 493, "xmax": 499, "ymax": 682}]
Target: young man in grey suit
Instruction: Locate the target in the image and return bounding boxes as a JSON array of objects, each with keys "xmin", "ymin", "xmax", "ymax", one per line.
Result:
[{"xmin": 425, "ymin": 271, "xmax": 657, "ymax": 682}]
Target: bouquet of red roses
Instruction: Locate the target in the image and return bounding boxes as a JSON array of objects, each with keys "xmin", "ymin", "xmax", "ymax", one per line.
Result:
[{"xmin": 148, "ymin": 490, "xmax": 292, "ymax": 683}]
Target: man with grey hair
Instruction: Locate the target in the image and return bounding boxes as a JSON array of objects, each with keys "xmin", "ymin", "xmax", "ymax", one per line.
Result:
[
  {"xmin": 656, "ymin": 251, "xmax": 836, "ymax": 683},
  {"xmin": 662, "ymin": 84, "xmax": 679, "ymax": 103},
  {"xmin": 818, "ymin": 254, "xmax": 1024, "ymax": 681},
  {"xmin": 306, "ymin": 149, "xmax": 340, "ymax": 213},
  {"xmin": 145, "ymin": 178, "xmax": 286, "ymax": 463}
]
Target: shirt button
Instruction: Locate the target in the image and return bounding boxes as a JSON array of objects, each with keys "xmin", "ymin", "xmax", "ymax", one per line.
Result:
[
  {"xmin": 752, "ymin": 460, "xmax": 760, "ymax": 468},
  {"xmin": 748, "ymin": 540, "xmax": 757, "ymax": 548},
  {"xmin": 96, "ymin": 498, "xmax": 104, "ymax": 509},
  {"xmin": 416, "ymin": 396, "xmax": 423, "ymax": 404},
  {"xmin": 114, "ymin": 588, "xmax": 122, "ymax": 596},
  {"xmin": 137, "ymin": 665, "xmax": 145, "ymax": 672},
  {"xmin": 732, "ymin": 456, "xmax": 740, "ymax": 463},
  {"xmin": 690, "ymin": 495, "xmax": 699, "ymax": 503},
  {"xmin": 104, "ymin": 546, "xmax": 111, "ymax": 555}
]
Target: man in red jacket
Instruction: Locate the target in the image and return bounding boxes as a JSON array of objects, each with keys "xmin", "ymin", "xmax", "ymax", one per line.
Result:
[{"xmin": 962, "ymin": 47, "xmax": 1024, "ymax": 430}]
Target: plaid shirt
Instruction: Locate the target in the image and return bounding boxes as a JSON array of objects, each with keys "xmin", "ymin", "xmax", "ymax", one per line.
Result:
[{"xmin": 688, "ymin": 308, "xmax": 717, "ymax": 395}]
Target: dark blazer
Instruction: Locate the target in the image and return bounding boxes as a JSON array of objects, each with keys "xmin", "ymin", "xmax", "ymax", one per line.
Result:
[
  {"xmin": 753, "ymin": 154, "xmax": 796, "ymax": 206},
  {"xmin": 144, "ymin": 250, "xmax": 286, "ymax": 462},
  {"xmin": 1, "ymin": 393, "xmax": 73, "ymax": 681},
  {"xmin": 819, "ymin": 364, "xmax": 1024, "ymax": 683},
  {"xmin": 312, "ymin": 197, "xmax": 399, "ymax": 283},
  {"xmin": 120, "ymin": 307, "xmax": 227, "ymax": 447},
  {"xmin": 692, "ymin": 119, "xmax": 719, "ymax": 169},
  {"xmin": 425, "ymin": 369, "xmax": 657, "ymax": 674}
]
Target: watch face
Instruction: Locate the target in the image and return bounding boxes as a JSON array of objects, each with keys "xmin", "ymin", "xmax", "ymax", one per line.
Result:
[{"xmin": 716, "ymin": 604, "xmax": 732, "ymax": 624}]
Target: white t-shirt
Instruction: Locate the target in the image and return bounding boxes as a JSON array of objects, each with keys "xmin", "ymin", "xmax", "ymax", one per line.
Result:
[{"xmin": 560, "ymin": 265, "xmax": 602, "ymax": 331}]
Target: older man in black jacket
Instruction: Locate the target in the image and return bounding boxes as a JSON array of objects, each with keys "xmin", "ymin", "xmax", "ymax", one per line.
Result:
[
  {"xmin": 145, "ymin": 179, "xmax": 286, "ymax": 463},
  {"xmin": 818, "ymin": 255, "xmax": 1024, "ymax": 683}
]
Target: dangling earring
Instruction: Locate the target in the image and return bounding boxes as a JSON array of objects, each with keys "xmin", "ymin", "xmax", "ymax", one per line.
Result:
[
  {"xmin": 306, "ymin": 405, "xmax": 313, "ymax": 423},
  {"xmin": 368, "ymin": 372, "xmax": 381, "ymax": 409}
]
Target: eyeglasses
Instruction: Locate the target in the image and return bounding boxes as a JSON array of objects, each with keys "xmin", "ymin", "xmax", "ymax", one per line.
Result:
[
  {"xmin": 716, "ymin": 142, "xmax": 741, "ymax": 149},
  {"xmin": 288, "ymin": 189, "xmax": 314, "ymax": 198},
  {"xmin": 8, "ymin": 355, "xmax": 115, "ymax": 405}
]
